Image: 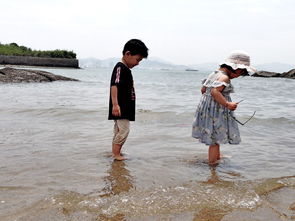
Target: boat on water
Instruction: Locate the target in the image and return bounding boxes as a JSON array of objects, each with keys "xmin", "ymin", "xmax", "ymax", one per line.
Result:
[{"xmin": 185, "ymin": 68, "xmax": 198, "ymax": 71}]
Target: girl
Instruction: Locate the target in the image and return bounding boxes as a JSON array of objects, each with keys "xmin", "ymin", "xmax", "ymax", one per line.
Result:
[{"xmin": 192, "ymin": 51, "xmax": 256, "ymax": 165}]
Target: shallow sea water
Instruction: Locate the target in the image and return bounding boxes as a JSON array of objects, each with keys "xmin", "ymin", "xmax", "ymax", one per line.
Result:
[{"xmin": 0, "ymin": 66, "xmax": 294, "ymax": 220}]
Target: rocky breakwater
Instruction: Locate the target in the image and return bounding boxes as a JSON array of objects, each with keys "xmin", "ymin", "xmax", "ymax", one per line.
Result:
[
  {"xmin": 0, "ymin": 55, "xmax": 79, "ymax": 68},
  {"xmin": 253, "ymin": 69, "xmax": 295, "ymax": 79},
  {"xmin": 0, "ymin": 67, "xmax": 79, "ymax": 83}
]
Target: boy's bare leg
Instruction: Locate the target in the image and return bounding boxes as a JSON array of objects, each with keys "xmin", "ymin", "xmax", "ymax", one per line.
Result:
[
  {"xmin": 112, "ymin": 143, "xmax": 124, "ymax": 156},
  {"xmin": 112, "ymin": 143, "xmax": 126, "ymax": 160},
  {"xmin": 208, "ymin": 144, "xmax": 220, "ymax": 164}
]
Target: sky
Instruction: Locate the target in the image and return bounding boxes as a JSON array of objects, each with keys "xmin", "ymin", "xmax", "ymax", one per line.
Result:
[{"xmin": 1, "ymin": 0, "xmax": 295, "ymax": 66}]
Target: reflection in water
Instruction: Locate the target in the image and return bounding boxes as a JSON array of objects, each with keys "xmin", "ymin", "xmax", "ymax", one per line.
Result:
[
  {"xmin": 101, "ymin": 160, "xmax": 134, "ymax": 197},
  {"xmin": 193, "ymin": 207, "xmax": 229, "ymax": 221},
  {"xmin": 206, "ymin": 166, "xmax": 221, "ymax": 184},
  {"xmin": 194, "ymin": 166, "xmax": 231, "ymax": 221},
  {"xmin": 98, "ymin": 160, "xmax": 134, "ymax": 220},
  {"xmin": 97, "ymin": 213, "xmax": 126, "ymax": 221}
]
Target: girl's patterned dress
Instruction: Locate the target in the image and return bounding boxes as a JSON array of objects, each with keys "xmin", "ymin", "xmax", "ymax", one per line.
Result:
[{"xmin": 192, "ymin": 70, "xmax": 241, "ymax": 145}]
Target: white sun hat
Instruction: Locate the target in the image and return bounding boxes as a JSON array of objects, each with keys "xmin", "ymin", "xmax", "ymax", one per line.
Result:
[{"xmin": 220, "ymin": 50, "xmax": 256, "ymax": 74}]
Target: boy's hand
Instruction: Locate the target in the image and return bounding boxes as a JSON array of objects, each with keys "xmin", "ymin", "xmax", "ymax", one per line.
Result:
[
  {"xmin": 226, "ymin": 102, "xmax": 238, "ymax": 111},
  {"xmin": 112, "ymin": 104, "xmax": 121, "ymax": 116}
]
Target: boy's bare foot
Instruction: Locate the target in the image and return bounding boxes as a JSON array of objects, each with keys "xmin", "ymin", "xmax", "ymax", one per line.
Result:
[{"xmin": 113, "ymin": 155, "xmax": 126, "ymax": 161}]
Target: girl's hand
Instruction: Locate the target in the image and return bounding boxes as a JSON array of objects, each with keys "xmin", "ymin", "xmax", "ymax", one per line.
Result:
[
  {"xmin": 112, "ymin": 104, "xmax": 121, "ymax": 116},
  {"xmin": 226, "ymin": 102, "xmax": 238, "ymax": 111},
  {"xmin": 201, "ymin": 86, "xmax": 206, "ymax": 94}
]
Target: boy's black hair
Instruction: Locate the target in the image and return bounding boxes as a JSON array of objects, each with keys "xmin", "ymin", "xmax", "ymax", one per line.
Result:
[{"xmin": 122, "ymin": 39, "xmax": 148, "ymax": 58}]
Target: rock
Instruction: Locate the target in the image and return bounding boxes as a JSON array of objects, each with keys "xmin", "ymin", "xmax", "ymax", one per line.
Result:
[
  {"xmin": 252, "ymin": 71, "xmax": 281, "ymax": 78},
  {"xmin": 282, "ymin": 69, "xmax": 295, "ymax": 78},
  {"xmin": 253, "ymin": 68, "xmax": 295, "ymax": 79},
  {"xmin": 0, "ymin": 67, "xmax": 79, "ymax": 83}
]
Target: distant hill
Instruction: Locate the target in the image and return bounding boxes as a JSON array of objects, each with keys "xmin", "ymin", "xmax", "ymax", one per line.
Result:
[
  {"xmin": 78, "ymin": 57, "xmax": 111, "ymax": 68},
  {"xmin": 79, "ymin": 57, "xmax": 190, "ymax": 70},
  {"xmin": 255, "ymin": 62, "xmax": 294, "ymax": 73},
  {"xmin": 185, "ymin": 62, "xmax": 295, "ymax": 73},
  {"xmin": 188, "ymin": 62, "xmax": 219, "ymax": 72},
  {"xmin": 140, "ymin": 58, "xmax": 189, "ymax": 70},
  {"xmin": 79, "ymin": 57, "xmax": 294, "ymax": 73}
]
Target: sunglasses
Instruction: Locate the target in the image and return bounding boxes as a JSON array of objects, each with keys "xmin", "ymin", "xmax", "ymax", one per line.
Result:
[
  {"xmin": 231, "ymin": 111, "xmax": 256, "ymax": 125},
  {"xmin": 230, "ymin": 100, "xmax": 256, "ymax": 126}
]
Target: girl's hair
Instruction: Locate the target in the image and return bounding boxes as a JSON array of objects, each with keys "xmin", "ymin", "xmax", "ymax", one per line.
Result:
[
  {"xmin": 220, "ymin": 64, "xmax": 248, "ymax": 76},
  {"xmin": 122, "ymin": 39, "xmax": 149, "ymax": 58}
]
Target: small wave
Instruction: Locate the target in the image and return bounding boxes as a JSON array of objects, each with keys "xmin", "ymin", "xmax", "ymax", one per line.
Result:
[
  {"xmin": 137, "ymin": 110, "xmax": 295, "ymax": 125},
  {"xmin": 2, "ymin": 177, "xmax": 294, "ymax": 220},
  {"xmin": 253, "ymin": 176, "xmax": 295, "ymax": 195},
  {"xmin": 253, "ymin": 116, "xmax": 295, "ymax": 125},
  {"xmin": 46, "ymin": 181, "xmax": 262, "ymax": 218},
  {"xmin": 46, "ymin": 176, "xmax": 294, "ymax": 218},
  {"xmin": 0, "ymin": 185, "xmax": 33, "ymax": 191},
  {"xmin": 11, "ymin": 107, "xmax": 99, "ymax": 117}
]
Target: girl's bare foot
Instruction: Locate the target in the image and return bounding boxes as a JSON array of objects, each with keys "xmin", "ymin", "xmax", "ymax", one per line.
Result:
[
  {"xmin": 208, "ymin": 160, "xmax": 219, "ymax": 166},
  {"xmin": 112, "ymin": 153, "xmax": 124, "ymax": 157},
  {"xmin": 113, "ymin": 155, "xmax": 126, "ymax": 161}
]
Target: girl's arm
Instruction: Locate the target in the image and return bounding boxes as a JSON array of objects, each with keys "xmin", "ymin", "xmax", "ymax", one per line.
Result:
[
  {"xmin": 211, "ymin": 87, "xmax": 237, "ymax": 111},
  {"xmin": 111, "ymin": 86, "xmax": 121, "ymax": 116},
  {"xmin": 201, "ymin": 86, "xmax": 206, "ymax": 94},
  {"xmin": 210, "ymin": 75, "xmax": 238, "ymax": 111}
]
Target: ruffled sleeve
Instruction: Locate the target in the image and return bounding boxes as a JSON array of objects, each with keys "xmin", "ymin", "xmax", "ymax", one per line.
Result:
[
  {"xmin": 211, "ymin": 81, "xmax": 229, "ymax": 88},
  {"xmin": 202, "ymin": 78, "xmax": 229, "ymax": 88},
  {"xmin": 202, "ymin": 71, "xmax": 229, "ymax": 88}
]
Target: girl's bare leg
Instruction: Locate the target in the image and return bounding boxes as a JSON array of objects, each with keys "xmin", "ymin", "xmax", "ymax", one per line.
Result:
[
  {"xmin": 216, "ymin": 146, "xmax": 221, "ymax": 160},
  {"xmin": 208, "ymin": 144, "xmax": 220, "ymax": 164}
]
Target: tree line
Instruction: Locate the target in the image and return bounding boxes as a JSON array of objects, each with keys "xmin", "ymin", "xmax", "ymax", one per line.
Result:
[{"xmin": 0, "ymin": 43, "xmax": 76, "ymax": 59}]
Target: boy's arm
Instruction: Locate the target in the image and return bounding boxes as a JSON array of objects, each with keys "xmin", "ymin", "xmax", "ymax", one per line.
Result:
[{"xmin": 111, "ymin": 86, "xmax": 121, "ymax": 116}]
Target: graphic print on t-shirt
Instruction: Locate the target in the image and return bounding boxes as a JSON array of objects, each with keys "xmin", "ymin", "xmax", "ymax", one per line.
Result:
[{"xmin": 115, "ymin": 66, "xmax": 121, "ymax": 83}]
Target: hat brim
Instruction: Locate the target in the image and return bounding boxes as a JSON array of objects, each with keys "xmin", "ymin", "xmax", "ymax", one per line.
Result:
[{"xmin": 220, "ymin": 61, "xmax": 256, "ymax": 75}]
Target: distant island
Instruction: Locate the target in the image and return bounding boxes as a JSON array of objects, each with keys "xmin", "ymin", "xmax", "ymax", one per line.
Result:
[{"xmin": 0, "ymin": 43, "xmax": 79, "ymax": 68}]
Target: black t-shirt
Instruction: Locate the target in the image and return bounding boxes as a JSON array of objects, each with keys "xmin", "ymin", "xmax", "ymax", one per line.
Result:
[{"xmin": 108, "ymin": 62, "xmax": 136, "ymax": 121}]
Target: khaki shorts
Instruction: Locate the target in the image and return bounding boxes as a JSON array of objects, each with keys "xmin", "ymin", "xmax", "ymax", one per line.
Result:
[{"xmin": 112, "ymin": 120, "xmax": 130, "ymax": 145}]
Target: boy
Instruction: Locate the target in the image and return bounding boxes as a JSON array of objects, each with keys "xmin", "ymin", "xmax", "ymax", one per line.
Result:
[{"xmin": 108, "ymin": 39, "xmax": 148, "ymax": 160}]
